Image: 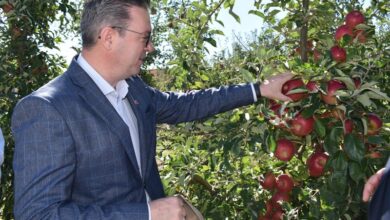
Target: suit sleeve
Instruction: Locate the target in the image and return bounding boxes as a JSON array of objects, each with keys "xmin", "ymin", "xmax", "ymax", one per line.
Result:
[
  {"xmin": 12, "ymin": 96, "xmax": 148, "ymax": 220},
  {"xmin": 150, "ymin": 83, "xmax": 256, "ymax": 124}
]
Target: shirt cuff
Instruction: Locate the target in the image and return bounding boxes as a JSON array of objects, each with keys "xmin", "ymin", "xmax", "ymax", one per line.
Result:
[
  {"xmin": 147, "ymin": 201, "xmax": 151, "ymax": 220},
  {"xmin": 250, "ymin": 83, "xmax": 257, "ymax": 102}
]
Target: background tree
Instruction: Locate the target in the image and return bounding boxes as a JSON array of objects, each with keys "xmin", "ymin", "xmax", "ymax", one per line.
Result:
[{"xmin": 0, "ymin": 0, "xmax": 80, "ymax": 218}]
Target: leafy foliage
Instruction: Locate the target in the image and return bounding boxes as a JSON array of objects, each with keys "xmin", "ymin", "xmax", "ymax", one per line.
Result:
[
  {"xmin": 155, "ymin": 0, "xmax": 390, "ymax": 219},
  {"xmin": 0, "ymin": 1, "xmax": 80, "ymax": 218}
]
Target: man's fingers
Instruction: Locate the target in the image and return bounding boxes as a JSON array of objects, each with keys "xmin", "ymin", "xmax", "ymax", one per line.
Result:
[
  {"xmin": 362, "ymin": 181, "xmax": 375, "ymax": 202},
  {"xmin": 362, "ymin": 168, "xmax": 386, "ymax": 202}
]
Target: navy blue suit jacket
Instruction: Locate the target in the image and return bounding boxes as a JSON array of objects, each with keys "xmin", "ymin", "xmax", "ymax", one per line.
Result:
[
  {"xmin": 11, "ymin": 57, "xmax": 255, "ymax": 220},
  {"xmin": 369, "ymin": 159, "xmax": 390, "ymax": 220}
]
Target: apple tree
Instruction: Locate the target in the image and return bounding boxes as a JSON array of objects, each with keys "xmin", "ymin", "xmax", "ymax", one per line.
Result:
[
  {"xmin": 154, "ymin": 0, "xmax": 389, "ymax": 219},
  {"xmin": 0, "ymin": 1, "xmax": 80, "ymax": 218}
]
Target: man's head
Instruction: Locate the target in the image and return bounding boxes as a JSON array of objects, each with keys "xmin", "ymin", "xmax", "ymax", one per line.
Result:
[
  {"xmin": 81, "ymin": 0, "xmax": 150, "ymax": 49},
  {"xmin": 80, "ymin": 0, "xmax": 154, "ymax": 84}
]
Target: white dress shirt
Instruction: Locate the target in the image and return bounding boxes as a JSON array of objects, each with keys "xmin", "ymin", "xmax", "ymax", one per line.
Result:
[{"xmin": 76, "ymin": 55, "xmax": 152, "ymax": 219}]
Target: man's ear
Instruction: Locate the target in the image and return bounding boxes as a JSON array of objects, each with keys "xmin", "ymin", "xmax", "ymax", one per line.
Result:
[{"xmin": 99, "ymin": 26, "xmax": 115, "ymax": 50}]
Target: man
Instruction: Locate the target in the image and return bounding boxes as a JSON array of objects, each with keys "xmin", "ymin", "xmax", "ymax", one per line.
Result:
[
  {"xmin": 11, "ymin": 0, "xmax": 293, "ymax": 219},
  {"xmin": 363, "ymin": 159, "xmax": 390, "ymax": 219}
]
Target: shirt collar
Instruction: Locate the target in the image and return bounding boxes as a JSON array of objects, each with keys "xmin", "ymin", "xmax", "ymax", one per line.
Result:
[{"xmin": 77, "ymin": 54, "xmax": 128, "ymax": 99}]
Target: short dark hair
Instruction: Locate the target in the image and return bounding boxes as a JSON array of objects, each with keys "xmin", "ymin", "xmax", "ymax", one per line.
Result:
[{"xmin": 80, "ymin": 0, "xmax": 150, "ymax": 49}]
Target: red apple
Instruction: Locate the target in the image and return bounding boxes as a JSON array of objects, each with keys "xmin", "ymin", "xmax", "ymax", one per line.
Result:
[
  {"xmin": 343, "ymin": 118, "xmax": 354, "ymax": 134},
  {"xmin": 12, "ymin": 27, "xmax": 22, "ymax": 38},
  {"xmin": 289, "ymin": 113, "xmax": 315, "ymax": 136},
  {"xmin": 368, "ymin": 151, "xmax": 382, "ymax": 159},
  {"xmin": 307, "ymin": 151, "xmax": 329, "ymax": 177},
  {"xmin": 268, "ymin": 199, "xmax": 282, "ymax": 212},
  {"xmin": 272, "ymin": 191, "xmax": 290, "ymax": 203},
  {"xmin": 366, "ymin": 113, "xmax": 383, "ymax": 135},
  {"xmin": 258, "ymin": 215, "xmax": 271, "ymax": 220},
  {"xmin": 335, "ymin": 25, "xmax": 354, "ymax": 42},
  {"xmin": 260, "ymin": 172, "xmax": 276, "ymax": 190},
  {"xmin": 262, "ymin": 199, "xmax": 282, "ymax": 218},
  {"xmin": 353, "ymin": 77, "xmax": 361, "ymax": 88},
  {"xmin": 330, "ymin": 45, "xmax": 347, "ymax": 63},
  {"xmin": 281, "ymin": 78, "xmax": 307, "ymax": 102},
  {"xmin": 321, "ymin": 80, "xmax": 346, "ymax": 105},
  {"xmin": 312, "ymin": 49, "xmax": 321, "ymax": 62},
  {"xmin": 306, "ymin": 40, "xmax": 314, "ymax": 50},
  {"xmin": 272, "ymin": 210, "xmax": 284, "ymax": 220},
  {"xmin": 294, "ymin": 40, "xmax": 314, "ymax": 54},
  {"xmin": 265, "ymin": 200, "xmax": 273, "ymax": 215},
  {"xmin": 306, "ymin": 81, "xmax": 319, "ymax": 92},
  {"xmin": 275, "ymin": 139, "xmax": 296, "ymax": 161},
  {"xmin": 270, "ymin": 103, "xmax": 288, "ymax": 118},
  {"xmin": 276, "ymin": 174, "xmax": 294, "ymax": 193},
  {"xmin": 345, "ymin": 10, "xmax": 365, "ymax": 29},
  {"xmin": 1, "ymin": 3, "xmax": 14, "ymax": 13}
]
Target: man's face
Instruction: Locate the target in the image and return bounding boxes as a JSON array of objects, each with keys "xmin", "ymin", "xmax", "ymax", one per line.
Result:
[{"xmin": 112, "ymin": 6, "xmax": 154, "ymax": 77}]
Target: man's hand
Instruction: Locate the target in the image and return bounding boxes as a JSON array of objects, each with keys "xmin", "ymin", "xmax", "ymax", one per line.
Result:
[
  {"xmin": 259, "ymin": 72, "xmax": 294, "ymax": 102},
  {"xmin": 150, "ymin": 196, "xmax": 186, "ymax": 220},
  {"xmin": 362, "ymin": 168, "xmax": 386, "ymax": 202}
]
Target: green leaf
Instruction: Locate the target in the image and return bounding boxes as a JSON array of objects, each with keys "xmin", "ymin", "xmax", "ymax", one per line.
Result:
[
  {"xmin": 228, "ymin": 8, "xmax": 241, "ymax": 23},
  {"xmin": 324, "ymin": 127, "xmax": 343, "ymax": 155},
  {"xmin": 267, "ymin": 134, "xmax": 276, "ymax": 153},
  {"xmin": 248, "ymin": 10, "xmax": 265, "ymax": 19},
  {"xmin": 348, "ymin": 161, "xmax": 365, "ymax": 183},
  {"xmin": 268, "ymin": 9, "xmax": 280, "ymax": 17},
  {"xmin": 344, "ymin": 134, "xmax": 365, "ymax": 162},
  {"xmin": 204, "ymin": 37, "xmax": 217, "ymax": 47},
  {"xmin": 328, "ymin": 151, "xmax": 348, "ymax": 171},
  {"xmin": 355, "ymin": 23, "xmax": 371, "ymax": 30},
  {"xmin": 334, "ymin": 68, "xmax": 347, "ymax": 77},
  {"xmin": 315, "ymin": 119, "xmax": 326, "ymax": 138},
  {"xmin": 361, "ymin": 117, "xmax": 368, "ymax": 136},
  {"xmin": 360, "ymin": 81, "xmax": 378, "ymax": 89},
  {"xmin": 367, "ymin": 136, "xmax": 386, "ymax": 145},
  {"xmin": 209, "ymin": 29, "xmax": 225, "ymax": 36},
  {"xmin": 300, "ymin": 107, "xmax": 316, "ymax": 118},
  {"xmin": 356, "ymin": 93, "xmax": 373, "ymax": 107},
  {"xmin": 285, "ymin": 88, "xmax": 307, "ymax": 95},
  {"xmin": 365, "ymin": 88, "xmax": 390, "ymax": 101},
  {"xmin": 327, "ymin": 170, "xmax": 348, "ymax": 193},
  {"xmin": 239, "ymin": 68, "xmax": 255, "ymax": 81}
]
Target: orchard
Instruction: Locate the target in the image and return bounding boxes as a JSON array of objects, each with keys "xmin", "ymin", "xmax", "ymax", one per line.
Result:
[
  {"xmin": 256, "ymin": 6, "xmax": 389, "ymax": 219},
  {"xmin": 1, "ymin": 0, "xmax": 389, "ymax": 219}
]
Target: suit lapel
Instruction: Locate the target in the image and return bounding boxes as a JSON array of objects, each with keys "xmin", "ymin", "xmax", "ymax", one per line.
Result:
[
  {"xmin": 126, "ymin": 77, "xmax": 150, "ymax": 179},
  {"xmin": 67, "ymin": 59, "xmax": 142, "ymax": 180}
]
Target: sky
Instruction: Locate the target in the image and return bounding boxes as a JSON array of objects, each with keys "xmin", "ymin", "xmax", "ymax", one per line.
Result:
[{"xmin": 205, "ymin": 3, "xmax": 264, "ymax": 57}]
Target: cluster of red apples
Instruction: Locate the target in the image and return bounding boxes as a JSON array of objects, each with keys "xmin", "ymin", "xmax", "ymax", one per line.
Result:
[
  {"xmin": 270, "ymin": 76, "xmax": 383, "ymax": 163},
  {"xmin": 258, "ymin": 10, "xmax": 384, "ymax": 219},
  {"xmin": 258, "ymin": 76, "xmax": 383, "ymax": 219},
  {"xmin": 331, "ymin": 10, "xmax": 367, "ymax": 62},
  {"xmin": 258, "ymin": 173, "xmax": 294, "ymax": 219}
]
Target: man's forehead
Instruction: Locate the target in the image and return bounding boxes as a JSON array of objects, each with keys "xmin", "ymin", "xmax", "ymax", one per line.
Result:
[{"xmin": 127, "ymin": 6, "xmax": 151, "ymax": 26}]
